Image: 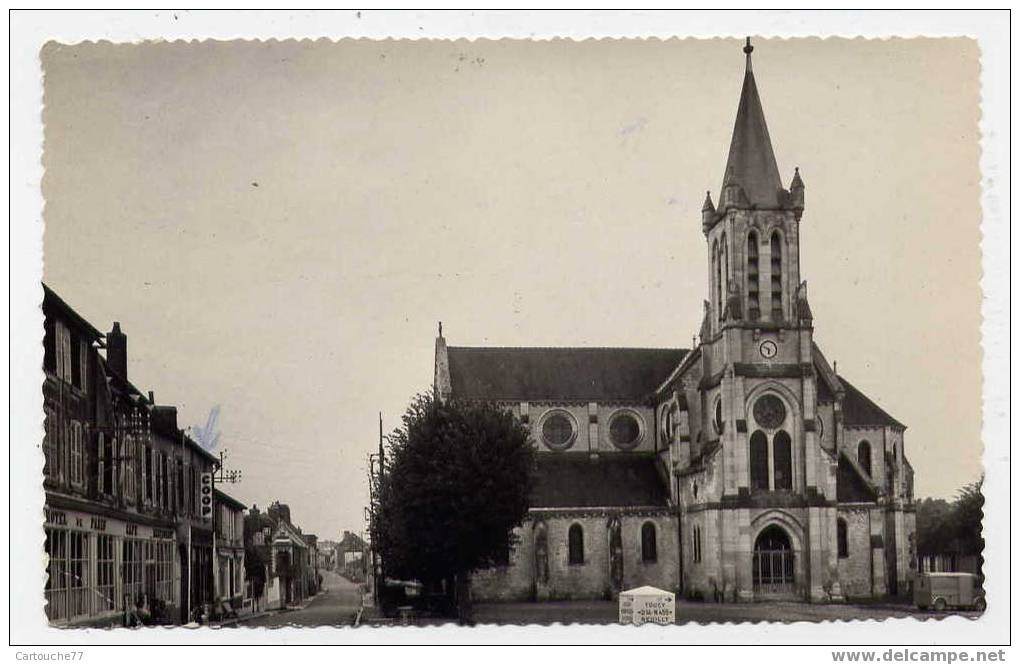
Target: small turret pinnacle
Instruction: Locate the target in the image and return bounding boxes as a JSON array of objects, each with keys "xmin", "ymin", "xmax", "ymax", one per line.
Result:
[{"xmin": 702, "ymin": 190, "xmax": 715, "ymax": 212}]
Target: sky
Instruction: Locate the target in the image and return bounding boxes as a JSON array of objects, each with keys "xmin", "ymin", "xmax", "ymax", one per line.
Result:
[{"xmin": 41, "ymin": 38, "xmax": 981, "ymax": 538}]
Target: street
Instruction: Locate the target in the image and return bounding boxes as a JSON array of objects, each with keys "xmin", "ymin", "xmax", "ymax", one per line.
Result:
[
  {"xmin": 235, "ymin": 570, "xmax": 363, "ymax": 628},
  {"xmin": 468, "ymin": 600, "xmax": 982, "ymax": 625}
]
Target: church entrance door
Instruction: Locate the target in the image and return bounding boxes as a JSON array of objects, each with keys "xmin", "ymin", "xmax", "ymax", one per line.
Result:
[{"xmin": 752, "ymin": 525, "xmax": 795, "ymax": 599}]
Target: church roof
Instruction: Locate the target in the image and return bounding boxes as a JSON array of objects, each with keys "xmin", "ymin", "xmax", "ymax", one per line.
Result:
[
  {"xmin": 839, "ymin": 376, "xmax": 905, "ymax": 430},
  {"xmin": 531, "ymin": 455, "xmax": 670, "ymax": 508},
  {"xmin": 720, "ymin": 40, "xmax": 785, "ymax": 209},
  {"xmin": 447, "ymin": 346, "xmax": 688, "ymax": 402}
]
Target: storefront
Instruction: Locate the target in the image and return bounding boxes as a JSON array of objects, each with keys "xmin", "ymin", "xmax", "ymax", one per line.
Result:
[{"xmin": 44, "ymin": 502, "xmax": 178, "ymax": 626}]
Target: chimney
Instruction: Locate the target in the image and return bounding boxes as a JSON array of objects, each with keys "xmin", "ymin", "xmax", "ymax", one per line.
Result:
[
  {"xmin": 107, "ymin": 322, "xmax": 127, "ymax": 380},
  {"xmin": 148, "ymin": 390, "xmax": 155, "ymax": 404}
]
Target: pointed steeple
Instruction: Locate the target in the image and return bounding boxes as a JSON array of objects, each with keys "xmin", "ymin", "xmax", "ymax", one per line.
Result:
[{"xmin": 719, "ymin": 38, "xmax": 784, "ymax": 209}]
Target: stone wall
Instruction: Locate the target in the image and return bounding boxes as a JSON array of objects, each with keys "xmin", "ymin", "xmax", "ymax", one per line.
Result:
[
  {"xmin": 836, "ymin": 507, "xmax": 873, "ymax": 598},
  {"xmin": 472, "ymin": 512, "xmax": 679, "ymax": 602}
]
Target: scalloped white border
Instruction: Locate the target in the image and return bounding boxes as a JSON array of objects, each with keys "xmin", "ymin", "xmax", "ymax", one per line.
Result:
[{"xmin": 8, "ymin": 9, "xmax": 1010, "ymax": 650}]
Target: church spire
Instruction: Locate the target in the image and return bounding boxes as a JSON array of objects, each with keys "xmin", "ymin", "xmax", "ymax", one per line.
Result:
[{"xmin": 719, "ymin": 37, "xmax": 784, "ymax": 210}]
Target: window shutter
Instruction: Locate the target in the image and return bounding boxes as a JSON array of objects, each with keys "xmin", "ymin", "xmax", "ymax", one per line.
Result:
[
  {"xmin": 141, "ymin": 446, "xmax": 148, "ymax": 505},
  {"xmin": 98, "ymin": 432, "xmax": 106, "ymax": 495}
]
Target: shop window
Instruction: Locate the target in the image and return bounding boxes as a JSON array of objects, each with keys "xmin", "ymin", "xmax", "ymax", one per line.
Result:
[
  {"xmin": 44, "ymin": 528, "xmax": 68, "ymax": 621},
  {"xmin": 641, "ymin": 522, "xmax": 657, "ymax": 563},
  {"xmin": 68, "ymin": 531, "xmax": 89, "ymax": 618},
  {"xmin": 96, "ymin": 534, "xmax": 115, "ymax": 612},
  {"xmin": 568, "ymin": 524, "xmax": 584, "ymax": 565}
]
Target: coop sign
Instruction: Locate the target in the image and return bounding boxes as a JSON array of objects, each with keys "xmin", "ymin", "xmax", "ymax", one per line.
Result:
[
  {"xmin": 619, "ymin": 586, "xmax": 675, "ymax": 626},
  {"xmin": 200, "ymin": 472, "xmax": 214, "ymax": 521}
]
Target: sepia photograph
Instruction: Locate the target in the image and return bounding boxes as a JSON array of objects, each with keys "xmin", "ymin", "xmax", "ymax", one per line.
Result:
[{"xmin": 8, "ymin": 8, "xmax": 1010, "ymax": 654}]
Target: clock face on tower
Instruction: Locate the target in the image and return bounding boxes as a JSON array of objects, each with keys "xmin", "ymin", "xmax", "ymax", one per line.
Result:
[{"xmin": 759, "ymin": 340, "xmax": 778, "ymax": 359}]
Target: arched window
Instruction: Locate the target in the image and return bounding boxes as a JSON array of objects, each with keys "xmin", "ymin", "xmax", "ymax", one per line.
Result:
[
  {"xmin": 711, "ymin": 240, "xmax": 720, "ymax": 322},
  {"xmin": 750, "ymin": 430, "xmax": 769, "ymax": 490},
  {"xmin": 857, "ymin": 440, "xmax": 872, "ymax": 475},
  {"xmin": 722, "ymin": 231, "xmax": 729, "ymax": 291},
  {"xmin": 747, "ymin": 231, "xmax": 760, "ymax": 320},
  {"xmin": 568, "ymin": 524, "xmax": 584, "ymax": 565},
  {"xmin": 773, "ymin": 430, "xmax": 792, "ymax": 490},
  {"xmin": 719, "ymin": 232, "xmax": 729, "ymax": 320},
  {"xmin": 641, "ymin": 522, "xmax": 657, "ymax": 563},
  {"xmin": 770, "ymin": 230, "xmax": 783, "ymax": 319},
  {"xmin": 837, "ymin": 518, "xmax": 849, "ymax": 559}
]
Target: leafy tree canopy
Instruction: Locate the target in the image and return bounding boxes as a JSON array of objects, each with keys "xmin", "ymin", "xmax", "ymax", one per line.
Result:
[
  {"xmin": 916, "ymin": 477, "xmax": 984, "ymax": 557},
  {"xmin": 371, "ymin": 393, "xmax": 536, "ymax": 586}
]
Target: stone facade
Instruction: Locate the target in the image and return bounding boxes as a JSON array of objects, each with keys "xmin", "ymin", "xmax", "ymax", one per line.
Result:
[{"xmin": 436, "ymin": 42, "xmax": 916, "ymax": 605}]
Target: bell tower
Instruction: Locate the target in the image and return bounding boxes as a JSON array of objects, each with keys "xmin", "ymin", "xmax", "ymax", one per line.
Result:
[{"xmin": 701, "ymin": 38, "xmax": 807, "ymax": 341}]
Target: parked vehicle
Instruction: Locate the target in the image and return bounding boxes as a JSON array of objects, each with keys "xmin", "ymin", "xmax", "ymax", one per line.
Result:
[{"xmin": 914, "ymin": 572, "xmax": 985, "ymax": 612}]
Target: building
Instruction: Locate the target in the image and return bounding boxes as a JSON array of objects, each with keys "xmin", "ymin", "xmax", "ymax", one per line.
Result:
[
  {"xmin": 242, "ymin": 501, "xmax": 315, "ymax": 610},
  {"xmin": 432, "ymin": 42, "xmax": 916, "ymax": 604},
  {"xmin": 213, "ymin": 489, "xmax": 247, "ymax": 616},
  {"xmin": 41, "ymin": 284, "xmax": 233, "ymax": 625},
  {"xmin": 337, "ymin": 531, "xmax": 368, "ymax": 581}
]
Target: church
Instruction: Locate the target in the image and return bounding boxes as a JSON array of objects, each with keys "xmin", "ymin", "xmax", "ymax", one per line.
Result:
[{"xmin": 432, "ymin": 40, "xmax": 916, "ymax": 604}]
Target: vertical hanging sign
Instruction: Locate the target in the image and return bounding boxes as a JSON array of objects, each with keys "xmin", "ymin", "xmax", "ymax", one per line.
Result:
[{"xmin": 200, "ymin": 472, "xmax": 213, "ymax": 522}]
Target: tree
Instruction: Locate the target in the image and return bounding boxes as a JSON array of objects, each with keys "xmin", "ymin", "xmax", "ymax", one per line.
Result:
[
  {"xmin": 915, "ymin": 476, "xmax": 984, "ymax": 574},
  {"xmin": 244, "ymin": 545, "xmax": 266, "ymax": 601},
  {"xmin": 371, "ymin": 392, "xmax": 536, "ymax": 623}
]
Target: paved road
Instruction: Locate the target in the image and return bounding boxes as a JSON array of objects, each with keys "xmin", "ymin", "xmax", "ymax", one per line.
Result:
[
  {"xmin": 468, "ymin": 600, "xmax": 981, "ymax": 626},
  {"xmin": 237, "ymin": 570, "xmax": 363, "ymax": 628}
]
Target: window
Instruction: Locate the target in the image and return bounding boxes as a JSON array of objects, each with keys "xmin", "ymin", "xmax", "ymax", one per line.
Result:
[
  {"xmin": 747, "ymin": 231, "xmax": 760, "ymax": 319},
  {"xmin": 857, "ymin": 440, "xmax": 872, "ymax": 476},
  {"xmin": 608, "ymin": 411, "xmax": 642, "ymax": 450},
  {"xmin": 69, "ymin": 421, "xmax": 84, "ymax": 486},
  {"xmin": 641, "ymin": 522, "xmax": 657, "ymax": 563},
  {"xmin": 44, "ymin": 528, "xmax": 68, "ymax": 621},
  {"xmin": 70, "ymin": 330, "xmax": 81, "ymax": 389},
  {"xmin": 773, "ymin": 430, "xmax": 792, "ymax": 490},
  {"xmin": 770, "ymin": 230, "xmax": 783, "ymax": 319},
  {"xmin": 79, "ymin": 339, "xmax": 88, "ymax": 394},
  {"xmin": 176, "ymin": 460, "xmax": 185, "ymax": 512},
  {"xmin": 68, "ymin": 531, "xmax": 89, "ymax": 618},
  {"xmin": 122, "ymin": 435, "xmax": 135, "ymax": 503},
  {"xmin": 750, "ymin": 431, "xmax": 769, "ymax": 491},
  {"xmin": 837, "ymin": 518, "xmax": 849, "ymax": 559},
  {"xmin": 719, "ymin": 232, "xmax": 729, "ymax": 320},
  {"xmin": 154, "ymin": 540, "xmax": 175, "ymax": 602},
  {"xmin": 143, "ymin": 446, "xmax": 153, "ymax": 504},
  {"xmin": 692, "ymin": 524, "xmax": 703, "ymax": 563},
  {"xmin": 568, "ymin": 524, "xmax": 584, "ymax": 565},
  {"xmin": 541, "ymin": 411, "xmax": 576, "ymax": 451},
  {"xmin": 55, "ymin": 321, "xmax": 73, "ymax": 383},
  {"xmin": 712, "ymin": 239, "xmax": 720, "ymax": 321},
  {"xmin": 714, "ymin": 398, "xmax": 724, "ymax": 435},
  {"xmin": 753, "ymin": 394, "xmax": 787, "ymax": 430},
  {"xmin": 122, "ymin": 539, "xmax": 143, "ymax": 605},
  {"xmin": 43, "ymin": 408, "xmax": 59, "ymax": 479},
  {"xmin": 95, "ymin": 534, "xmax": 115, "ymax": 612},
  {"xmin": 98, "ymin": 432, "xmax": 116, "ymax": 496}
]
